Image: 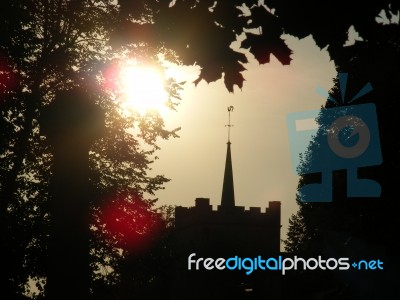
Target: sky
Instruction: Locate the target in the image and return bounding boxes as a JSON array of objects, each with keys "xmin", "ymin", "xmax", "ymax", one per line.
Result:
[{"xmin": 148, "ymin": 34, "xmax": 337, "ymax": 249}]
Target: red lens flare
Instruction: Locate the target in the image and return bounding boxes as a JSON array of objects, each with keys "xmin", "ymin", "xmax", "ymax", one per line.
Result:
[
  {"xmin": 97, "ymin": 193, "xmax": 164, "ymax": 253},
  {"xmin": 0, "ymin": 53, "xmax": 18, "ymax": 105}
]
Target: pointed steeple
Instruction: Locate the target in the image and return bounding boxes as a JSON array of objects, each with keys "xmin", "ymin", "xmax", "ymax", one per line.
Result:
[
  {"xmin": 221, "ymin": 141, "xmax": 235, "ymax": 207},
  {"xmin": 221, "ymin": 106, "xmax": 235, "ymax": 208}
]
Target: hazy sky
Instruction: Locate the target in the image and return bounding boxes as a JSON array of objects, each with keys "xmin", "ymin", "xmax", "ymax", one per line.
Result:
[{"xmin": 151, "ymin": 34, "xmax": 336, "ymax": 248}]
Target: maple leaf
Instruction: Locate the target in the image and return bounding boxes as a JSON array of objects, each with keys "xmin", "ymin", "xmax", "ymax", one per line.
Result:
[
  {"xmin": 241, "ymin": 32, "xmax": 292, "ymax": 65},
  {"xmin": 223, "ymin": 59, "xmax": 247, "ymax": 93},
  {"xmin": 193, "ymin": 65, "xmax": 223, "ymax": 86}
]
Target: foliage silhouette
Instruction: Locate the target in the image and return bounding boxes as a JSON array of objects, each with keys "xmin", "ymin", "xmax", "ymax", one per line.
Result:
[
  {"xmin": 0, "ymin": 1, "xmax": 180, "ymax": 298},
  {"xmin": 284, "ymin": 20, "xmax": 400, "ymax": 299}
]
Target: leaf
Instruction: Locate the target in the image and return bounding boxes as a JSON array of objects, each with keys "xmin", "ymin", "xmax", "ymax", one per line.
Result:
[
  {"xmin": 241, "ymin": 32, "xmax": 292, "ymax": 65},
  {"xmin": 223, "ymin": 61, "xmax": 247, "ymax": 93},
  {"xmin": 193, "ymin": 65, "xmax": 223, "ymax": 86},
  {"xmin": 224, "ymin": 71, "xmax": 245, "ymax": 93}
]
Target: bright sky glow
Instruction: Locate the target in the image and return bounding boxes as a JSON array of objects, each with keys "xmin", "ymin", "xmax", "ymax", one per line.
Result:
[{"xmin": 119, "ymin": 64, "xmax": 170, "ymax": 117}]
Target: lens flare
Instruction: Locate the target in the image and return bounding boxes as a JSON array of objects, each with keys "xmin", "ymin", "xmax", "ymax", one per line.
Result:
[
  {"xmin": 0, "ymin": 53, "xmax": 17, "ymax": 105},
  {"xmin": 97, "ymin": 193, "xmax": 164, "ymax": 253}
]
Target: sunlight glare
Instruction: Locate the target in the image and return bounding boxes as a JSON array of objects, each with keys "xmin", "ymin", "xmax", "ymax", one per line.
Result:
[{"xmin": 119, "ymin": 65, "xmax": 169, "ymax": 116}]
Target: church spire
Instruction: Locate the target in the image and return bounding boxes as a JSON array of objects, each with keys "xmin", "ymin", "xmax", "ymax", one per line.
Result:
[{"xmin": 221, "ymin": 106, "xmax": 235, "ymax": 208}]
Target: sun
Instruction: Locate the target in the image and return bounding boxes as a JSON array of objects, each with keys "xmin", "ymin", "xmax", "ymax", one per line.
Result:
[{"xmin": 118, "ymin": 64, "xmax": 169, "ymax": 116}]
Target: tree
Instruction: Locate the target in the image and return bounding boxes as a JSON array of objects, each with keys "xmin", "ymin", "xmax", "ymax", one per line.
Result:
[
  {"xmin": 0, "ymin": 1, "xmax": 180, "ymax": 298},
  {"xmin": 284, "ymin": 10, "xmax": 400, "ymax": 299}
]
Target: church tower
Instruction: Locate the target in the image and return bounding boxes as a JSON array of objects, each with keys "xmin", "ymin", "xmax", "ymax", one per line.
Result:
[{"xmin": 172, "ymin": 106, "xmax": 281, "ymax": 299}]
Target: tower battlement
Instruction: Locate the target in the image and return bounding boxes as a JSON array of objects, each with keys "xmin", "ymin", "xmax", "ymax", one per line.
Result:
[{"xmin": 175, "ymin": 198, "xmax": 281, "ymax": 230}]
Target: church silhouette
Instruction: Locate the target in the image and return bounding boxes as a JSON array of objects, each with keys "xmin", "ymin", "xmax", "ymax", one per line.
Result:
[{"xmin": 171, "ymin": 107, "xmax": 282, "ymax": 299}]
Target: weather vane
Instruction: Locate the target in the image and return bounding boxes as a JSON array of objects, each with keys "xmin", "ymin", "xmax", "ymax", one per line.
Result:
[{"xmin": 225, "ymin": 106, "xmax": 234, "ymax": 142}]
